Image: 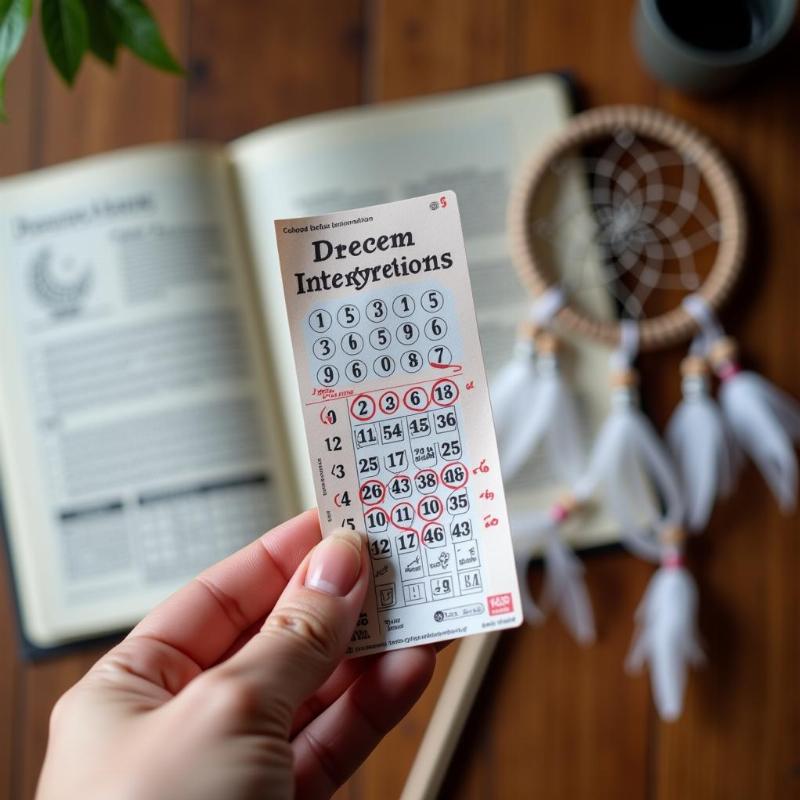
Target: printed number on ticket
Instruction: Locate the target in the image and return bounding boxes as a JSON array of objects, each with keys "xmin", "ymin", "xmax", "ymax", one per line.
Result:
[{"xmin": 275, "ymin": 193, "xmax": 522, "ymax": 655}]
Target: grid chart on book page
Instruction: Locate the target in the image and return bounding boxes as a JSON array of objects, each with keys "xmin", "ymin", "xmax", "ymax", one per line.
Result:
[{"xmin": 276, "ymin": 193, "xmax": 521, "ymax": 655}]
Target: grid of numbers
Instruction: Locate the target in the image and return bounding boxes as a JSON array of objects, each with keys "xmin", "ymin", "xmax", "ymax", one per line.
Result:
[
  {"xmin": 305, "ymin": 286, "xmax": 458, "ymax": 388},
  {"xmin": 306, "ymin": 285, "xmax": 485, "ymax": 618},
  {"xmin": 348, "ymin": 388, "xmax": 483, "ymax": 611}
]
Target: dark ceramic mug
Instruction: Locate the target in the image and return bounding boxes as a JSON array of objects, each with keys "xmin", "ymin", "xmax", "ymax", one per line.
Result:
[{"xmin": 634, "ymin": 0, "xmax": 796, "ymax": 93}]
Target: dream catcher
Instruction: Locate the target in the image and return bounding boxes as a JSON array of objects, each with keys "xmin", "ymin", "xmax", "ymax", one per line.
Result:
[
  {"xmin": 402, "ymin": 105, "xmax": 800, "ymax": 800},
  {"xmin": 501, "ymin": 105, "xmax": 800, "ymax": 720}
]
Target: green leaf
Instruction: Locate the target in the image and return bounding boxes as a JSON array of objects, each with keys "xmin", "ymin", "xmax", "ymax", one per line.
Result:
[
  {"xmin": 82, "ymin": 0, "xmax": 118, "ymax": 65},
  {"xmin": 41, "ymin": 0, "xmax": 89, "ymax": 85},
  {"xmin": 0, "ymin": 0, "xmax": 33, "ymax": 120},
  {"xmin": 107, "ymin": 0, "xmax": 182, "ymax": 74}
]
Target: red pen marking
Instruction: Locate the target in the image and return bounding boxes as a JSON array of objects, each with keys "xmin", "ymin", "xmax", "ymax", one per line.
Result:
[
  {"xmin": 390, "ymin": 501, "xmax": 416, "ymax": 531},
  {"xmin": 431, "ymin": 361, "xmax": 462, "ymax": 373},
  {"xmin": 305, "ymin": 370, "xmax": 461, "ymax": 406},
  {"xmin": 403, "ymin": 386, "xmax": 430, "ymax": 412},
  {"xmin": 417, "ymin": 495, "xmax": 444, "ymax": 523},
  {"xmin": 379, "ymin": 390, "xmax": 400, "ymax": 415},
  {"xmin": 431, "ymin": 378, "xmax": 459, "ymax": 407},
  {"xmin": 420, "ymin": 522, "xmax": 445, "ymax": 549},
  {"xmin": 359, "ymin": 479, "xmax": 386, "ymax": 506},
  {"xmin": 440, "ymin": 461, "xmax": 468, "ymax": 490},
  {"xmin": 413, "ymin": 468, "xmax": 439, "ymax": 494},
  {"xmin": 350, "ymin": 394, "xmax": 376, "ymax": 421}
]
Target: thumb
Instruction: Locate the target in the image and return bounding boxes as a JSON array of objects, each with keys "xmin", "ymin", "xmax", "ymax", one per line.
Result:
[{"xmin": 213, "ymin": 528, "xmax": 369, "ymax": 731}]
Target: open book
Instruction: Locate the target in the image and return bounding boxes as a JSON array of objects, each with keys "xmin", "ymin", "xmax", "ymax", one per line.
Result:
[{"xmin": 0, "ymin": 74, "xmax": 615, "ymax": 652}]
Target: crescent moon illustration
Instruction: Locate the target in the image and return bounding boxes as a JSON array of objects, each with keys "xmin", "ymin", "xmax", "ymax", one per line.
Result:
[{"xmin": 30, "ymin": 248, "xmax": 93, "ymax": 312}]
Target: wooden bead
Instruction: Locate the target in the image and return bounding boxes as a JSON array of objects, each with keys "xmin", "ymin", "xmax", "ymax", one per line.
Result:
[
  {"xmin": 660, "ymin": 525, "xmax": 687, "ymax": 547},
  {"xmin": 518, "ymin": 320, "xmax": 538, "ymax": 342},
  {"xmin": 556, "ymin": 493, "xmax": 581, "ymax": 515},
  {"xmin": 708, "ymin": 336, "xmax": 739, "ymax": 367},
  {"xmin": 534, "ymin": 330, "xmax": 558, "ymax": 355},
  {"xmin": 680, "ymin": 355, "xmax": 708, "ymax": 377},
  {"xmin": 611, "ymin": 367, "xmax": 639, "ymax": 388}
]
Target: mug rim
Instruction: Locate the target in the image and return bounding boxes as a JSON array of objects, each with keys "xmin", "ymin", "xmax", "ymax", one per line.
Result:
[{"xmin": 642, "ymin": 0, "xmax": 796, "ymax": 67}]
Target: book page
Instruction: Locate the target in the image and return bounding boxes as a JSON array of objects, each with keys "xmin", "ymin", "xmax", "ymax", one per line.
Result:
[
  {"xmin": 275, "ymin": 194, "xmax": 522, "ymax": 653},
  {"xmin": 230, "ymin": 75, "xmax": 616, "ymax": 548},
  {"xmin": 0, "ymin": 146, "xmax": 290, "ymax": 646}
]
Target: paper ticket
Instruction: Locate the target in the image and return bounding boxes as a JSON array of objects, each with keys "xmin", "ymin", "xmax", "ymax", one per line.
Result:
[{"xmin": 275, "ymin": 192, "xmax": 522, "ymax": 654}]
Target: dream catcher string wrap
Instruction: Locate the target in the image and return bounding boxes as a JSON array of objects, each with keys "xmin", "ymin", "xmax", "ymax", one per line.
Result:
[{"xmin": 497, "ymin": 106, "xmax": 800, "ymax": 721}]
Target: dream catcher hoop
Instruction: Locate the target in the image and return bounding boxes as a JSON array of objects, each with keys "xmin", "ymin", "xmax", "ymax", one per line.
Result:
[{"xmin": 508, "ymin": 105, "xmax": 746, "ymax": 350}]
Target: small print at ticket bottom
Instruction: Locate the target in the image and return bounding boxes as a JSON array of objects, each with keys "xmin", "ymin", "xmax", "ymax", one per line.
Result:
[{"xmin": 275, "ymin": 192, "xmax": 522, "ymax": 655}]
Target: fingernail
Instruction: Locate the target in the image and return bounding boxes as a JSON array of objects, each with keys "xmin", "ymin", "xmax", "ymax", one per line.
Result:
[{"xmin": 305, "ymin": 529, "xmax": 364, "ymax": 596}]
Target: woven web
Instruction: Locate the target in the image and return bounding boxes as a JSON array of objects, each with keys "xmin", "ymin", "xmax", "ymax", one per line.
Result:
[{"xmin": 531, "ymin": 129, "xmax": 722, "ymax": 319}]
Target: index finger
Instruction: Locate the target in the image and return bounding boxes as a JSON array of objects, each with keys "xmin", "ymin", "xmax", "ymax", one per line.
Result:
[{"xmin": 129, "ymin": 509, "xmax": 322, "ymax": 669}]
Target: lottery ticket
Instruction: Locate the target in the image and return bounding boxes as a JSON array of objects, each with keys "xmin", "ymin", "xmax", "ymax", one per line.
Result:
[{"xmin": 275, "ymin": 192, "xmax": 522, "ymax": 654}]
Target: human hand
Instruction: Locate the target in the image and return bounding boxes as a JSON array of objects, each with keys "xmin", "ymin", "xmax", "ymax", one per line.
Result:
[{"xmin": 36, "ymin": 510, "xmax": 436, "ymax": 800}]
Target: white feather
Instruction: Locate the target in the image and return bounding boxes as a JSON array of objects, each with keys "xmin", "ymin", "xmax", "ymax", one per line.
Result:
[
  {"xmin": 575, "ymin": 386, "xmax": 684, "ymax": 537},
  {"xmin": 510, "ymin": 510, "xmax": 550, "ymax": 625},
  {"xmin": 766, "ymin": 381, "xmax": 800, "ymax": 439},
  {"xmin": 720, "ymin": 371, "xmax": 800, "ymax": 512},
  {"xmin": 540, "ymin": 356, "xmax": 587, "ymax": 484},
  {"xmin": 541, "ymin": 527, "xmax": 596, "ymax": 645},
  {"xmin": 491, "ymin": 340, "xmax": 538, "ymax": 461},
  {"xmin": 497, "ymin": 353, "xmax": 586, "ymax": 483},
  {"xmin": 516, "ymin": 555, "xmax": 545, "ymax": 625},
  {"xmin": 626, "ymin": 566, "xmax": 705, "ymax": 721},
  {"xmin": 511, "ymin": 511, "xmax": 595, "ymax": 643},
  {"xmin": 511, "ymin": 510, "xmax": 551, "ymax": 552},
  {"xmin": 667, "ymin": 373, "xmax": 740, "ymax": 531}
]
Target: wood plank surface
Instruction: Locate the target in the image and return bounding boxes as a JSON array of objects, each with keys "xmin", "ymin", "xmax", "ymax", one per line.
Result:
[
  {"xmin": 0, "ymin": 1, "xmax": 797, "ymax": 798},
  {"xmin": 187, "ymin": 0, "xmax": 364, "ymax": 138},
  {"xmin": 0, "ymin": 27, "xmax": 38, "ymax": 800}
]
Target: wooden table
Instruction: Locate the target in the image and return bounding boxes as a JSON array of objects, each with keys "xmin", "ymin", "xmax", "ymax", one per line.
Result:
[{"xmin": 1, "ymin": 2, "xmax": 798, "ymax": 798}]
